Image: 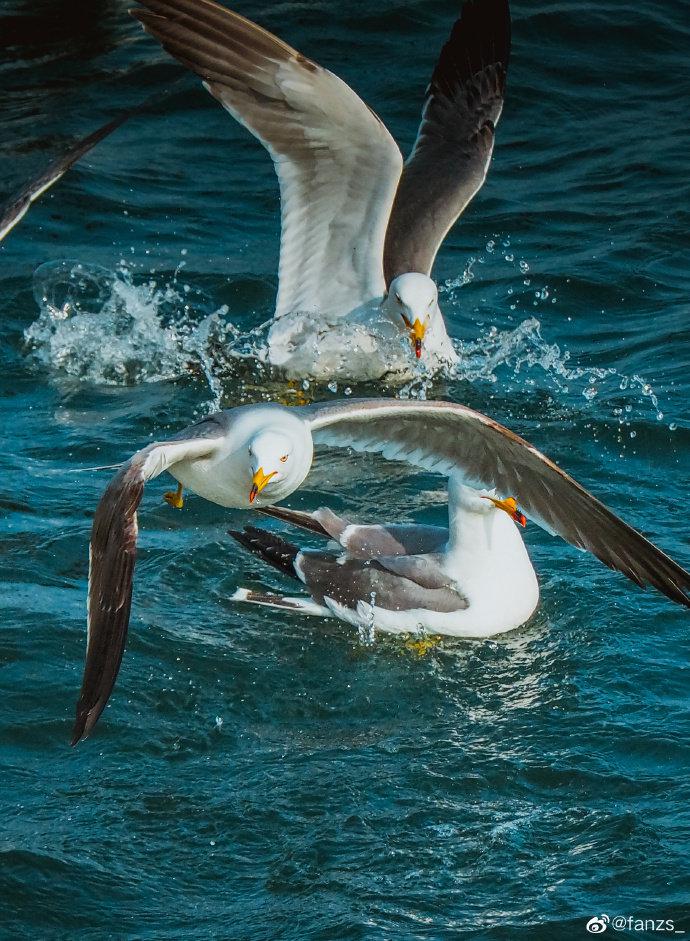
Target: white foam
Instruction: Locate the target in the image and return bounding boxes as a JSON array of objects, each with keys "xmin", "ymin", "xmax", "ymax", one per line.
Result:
[{"xmin": 24, "ymin": 254, "xmax": 668, "ymax": 427}]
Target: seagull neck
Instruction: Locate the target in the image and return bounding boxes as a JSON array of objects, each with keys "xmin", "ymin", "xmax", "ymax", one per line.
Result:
[{"xmin": 446, "ymin": 478, "xmax": 499, "ymax": 556}]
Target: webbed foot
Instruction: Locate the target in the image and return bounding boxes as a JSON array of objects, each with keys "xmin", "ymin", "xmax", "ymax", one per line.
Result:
[
  {"xmin": 404, "ymin": 635, "xmax": 441, "ymax": 657},
  {"xmin": 279, "ymin": 380, "xmax": 310, "ymax": 406},
  {"xmin": 164, "ymin": 482, "xmax": 184, "ymax": 510}
]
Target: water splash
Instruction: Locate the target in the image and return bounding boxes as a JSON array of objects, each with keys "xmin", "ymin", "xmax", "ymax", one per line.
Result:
[
  {"xmin": 357, "ymin": 594, "xmax": 377, "ymax": 647},
  {"xmin": 24, "ymin": 256, "xmax": 668, "ymax": 425},
  {"xmin": 433, "ymin": 238, "xmax": 667, "ymax": 423},
  {"xmin": 24, "ymin": 260, "xmax": 269, "ymax": 409}
]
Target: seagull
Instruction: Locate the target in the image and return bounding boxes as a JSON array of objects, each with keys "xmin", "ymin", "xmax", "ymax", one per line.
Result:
[
  {"xmin": 129, "ymin": 0, "xmax": 512, "ymax": 380},
  {"xmin": 72, "ymin": 397, "xmax": 690, "ymax": 744},
  {"xmin": 230, "ymin": 475, "xmax": 538, "ymax": 638}
]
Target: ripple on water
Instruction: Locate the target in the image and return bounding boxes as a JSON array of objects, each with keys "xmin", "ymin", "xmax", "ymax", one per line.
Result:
[{"xmin": 2, "ymin": 0, "xmax": 690, "ymax": 934}]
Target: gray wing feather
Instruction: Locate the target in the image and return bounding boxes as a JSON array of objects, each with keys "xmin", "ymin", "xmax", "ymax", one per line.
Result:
[
  {"xmin": 259, "ymin": 504, "xmax": 447, "ymax": 558},
  {"xmin": 298, "ymin": 553, "xmax": 467, "ymax": 615},
  {"xmin": 0, "ymin": 112, "xmax": 132, "ymax": 244},
  {"xmin": 376, "ymin": 553, "xmax": 456, "ymax": 591},
  {"xmin": 131, "ymin": 0, "xmax": 402, "ymax": 319},
  {"xmin": 257, "ymin": 505, "xmax": 336, "ymax": 540},
  {"xmin": 383, "ymin": 0, "xmax": 510, "ymax": 282},
  {"xmin": 72, "ymin": 429, "xmax": 223, "ymax": 745},
  {"xmin": 339, "ymin": 522, "xmax": 448, "ymax": 559},
  {"xmin": 305, "ymin": 398, "xmax": 690, "ymax": 608}
]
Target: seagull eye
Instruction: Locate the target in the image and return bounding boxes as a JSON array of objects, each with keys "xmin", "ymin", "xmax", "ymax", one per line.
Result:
[
  {"xmin": 280, "ymin": 454, "xmax": 289, "ymax": 463},
  {"xmin": 395, "ymin": 292, "xmax": 402, "ymax": 305}
]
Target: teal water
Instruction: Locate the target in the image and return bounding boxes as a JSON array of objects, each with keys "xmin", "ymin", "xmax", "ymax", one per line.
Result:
[{"xmin": 1, "ymin": 0, "xmax": 689, "ymax": 938}]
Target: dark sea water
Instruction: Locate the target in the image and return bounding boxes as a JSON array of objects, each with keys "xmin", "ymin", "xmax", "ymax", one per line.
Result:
[{"xmin": 1, "ymin": 0, "xmax": 689, "ymax": 938}]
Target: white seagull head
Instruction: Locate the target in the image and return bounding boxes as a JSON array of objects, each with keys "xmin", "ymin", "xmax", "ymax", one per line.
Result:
[
  {"xmin": 383, "ymin": 273, "xmax": 441, "ymax": 361},
  {"xmin": 236, "ymin": 406, "xmax": 313, "ymax": 507},
  {"xmin": 449, "ymin": 478, "xmax": 527, "ymax": 528},
  {"xmin": 247, "ymin": 432, "xmax": 312, "ymax": 506}
]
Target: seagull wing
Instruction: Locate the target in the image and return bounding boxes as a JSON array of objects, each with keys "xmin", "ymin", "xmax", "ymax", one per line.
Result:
[
  {"xmin": 0, "ymin": 112, "xmax": 132, "ymax": 244},
  {"xmin": 305, "ymin": 399, "xmax": 690, "ymax": 608},
  {"xmin": 132, "ymin": 0, "xmax": 403, "ymax": 319},
  {"xmin": 383, "ymin": 0, "xmax": 510, "ymax": 283},
  {"xmin": 72, "ymin": 419, "xmax": 226, "ymax": 746},
  {"xmin": 259, "ymin": 505, "xmax": 446, "ymax": 558}
]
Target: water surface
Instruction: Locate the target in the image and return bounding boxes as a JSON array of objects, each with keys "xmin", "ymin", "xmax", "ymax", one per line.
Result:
[{"xmin": 1, "ymin": 0, "xmax": 689, "ymax": 937}]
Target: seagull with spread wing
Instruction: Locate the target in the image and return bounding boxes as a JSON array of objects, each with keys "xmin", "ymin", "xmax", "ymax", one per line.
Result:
[
  {"xmin": 72, "ymin": 398, "xmax": 690, "ymax": 744},
  {"xmin": 128, "ymin": 0, "xmax": 511, "ymax": 380}
]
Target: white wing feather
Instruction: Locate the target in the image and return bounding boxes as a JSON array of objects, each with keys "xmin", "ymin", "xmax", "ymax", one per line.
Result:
[
  {"xmin": 133, "ymin": 0, "xmax": 403, "ymax": 319},
  {"xmin": 305, "ymin": 398, "xmax": 690, "ymax": 608}
]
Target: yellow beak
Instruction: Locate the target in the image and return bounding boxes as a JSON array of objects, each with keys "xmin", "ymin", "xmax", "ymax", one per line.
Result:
[
  {"xmin": 483, "ymin": 495, "xmax": 527, "ymax": 527},
  {"xmin": 249, "ymin": 467, "xmax": 277, "ymax": 504},
  {"xmin": 411, "ymin": 318, "xmax": 426, "ymax": 359}
]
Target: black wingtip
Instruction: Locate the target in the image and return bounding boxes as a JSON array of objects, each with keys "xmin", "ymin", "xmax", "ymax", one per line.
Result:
[
  {"xmin": 228, "ymin": 526, "xmax": 300, "ymax": 580},
  {"xmin": 70, "ymin": 698, "xmax": 100, "ymax": 746},
  {"xmin": 432, "ymin": 0, "xmax": 511, "ymax": 99},
  {"xmin": 70, "ymin": 717, "xmax": 88, "ymax": 748}
]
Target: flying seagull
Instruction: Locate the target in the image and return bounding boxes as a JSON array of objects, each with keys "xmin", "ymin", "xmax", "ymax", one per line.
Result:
[
  {"xmin": 129, "ymin": 0, "xmax": 511, "ymax": 380},
  {"xmin": 72, "ymin": 398, "xmax": 690, "ymax": 744}
]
